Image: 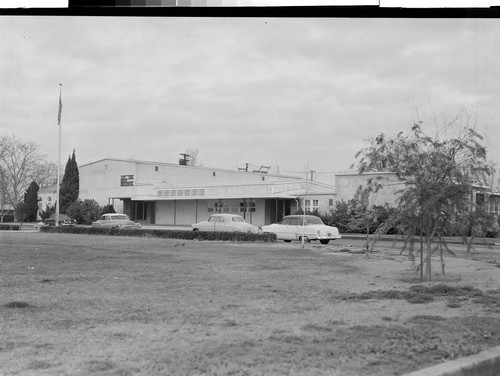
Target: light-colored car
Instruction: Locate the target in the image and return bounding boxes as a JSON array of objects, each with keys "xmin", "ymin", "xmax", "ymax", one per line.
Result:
[
  {"xmin": 191, "ymin": 214, "xmax": 259, "ymax": 233},
  {"xmin": 91, "ymin": 213, "xmax": 141, "ymax": 230},
  {"xmin": 43, "ymin": 214, "xmax": 76, "ymax": 227},
  {"xmin": 261, "ymin": 215, "xmax": 341, "ymax": 244}
]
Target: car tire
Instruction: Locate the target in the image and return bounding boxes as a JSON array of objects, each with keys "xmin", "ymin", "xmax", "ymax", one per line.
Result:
[
  {"xmin": 193, "ymin": 228, "xmax": 199, "ymax": 232},
  {"xmin": 320, "ymin": 239, "xmax": 330, "ymax": 245}
]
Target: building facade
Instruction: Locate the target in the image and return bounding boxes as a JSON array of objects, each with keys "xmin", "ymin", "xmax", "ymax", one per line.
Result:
[{"xmin": 78, "ymin": 158, "xmax": 337, "ymax": 227}]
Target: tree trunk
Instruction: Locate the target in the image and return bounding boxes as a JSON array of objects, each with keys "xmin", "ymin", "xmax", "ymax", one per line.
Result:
[
  {"xmin": 424, "ymin": 226, "xmax": 436, "ymax": 282},
  {"xmin": 425, "ymin": 237, "xmax": 432, "ymax": 281}
]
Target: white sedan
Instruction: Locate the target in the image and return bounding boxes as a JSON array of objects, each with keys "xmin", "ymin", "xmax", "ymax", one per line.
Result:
[
  {"xmin": 91, "ymin": 213, "xmax": 142, "ymax": 230},
  {"xmin": 191, "ymin": 214, "xmax": 259, "ymax": 234},
  {"xmin": 261, "ymin": 215, "xmax": 341, "ymax": 244}
]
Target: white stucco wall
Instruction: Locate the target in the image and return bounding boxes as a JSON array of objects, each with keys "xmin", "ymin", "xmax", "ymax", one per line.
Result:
[{"xmin": 335, "ymin": 172, "xmax": 404, "ymax": 207}]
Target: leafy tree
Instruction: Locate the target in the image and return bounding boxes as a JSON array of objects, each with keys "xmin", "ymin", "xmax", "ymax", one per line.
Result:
[
  {"xmin": 59, "ymin": 149, "xmax": 79, "ymax": 213},
  {"xmin": 0, "ymin": 135, "xmax": 57, "ymax": 220},
  {"xmin": 66, "ymin": 199, "xmax": 101, "ymax": 225},
  {"xmin": 22, "ymin": 181, "xmax": 39, "ymax": 222},
  {"xmin": 101, "ymin": 204, "xmax": 116, "ymax": 215},
  {"xmin": 355, "ymin": 108, "xmax": 493, "ymax": 281}
]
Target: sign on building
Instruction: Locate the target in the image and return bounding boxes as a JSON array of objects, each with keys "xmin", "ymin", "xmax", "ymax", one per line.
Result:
[{"xmin": 120, "ymin": 175, "xmax": 134, "ymax": 186}]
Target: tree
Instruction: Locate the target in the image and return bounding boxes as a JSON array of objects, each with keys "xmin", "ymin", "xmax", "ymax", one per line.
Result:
[
  {"xmin": 101, "ymin": 204, "xmax": 116, "ymax": 215},
  {"xmin": 185, "ymin": 148, "xmax": 202, "ymax": 167},
  {"xmin": 0, "ymin": 135, "xmax": 56, "ymax": 221},
  {"xmin": 66, "ymin": 199, "xmax": 102, "ymax": 225},
  {"xmin": 59, "ymin": 149, "xmax": 79, "ymax": 213},
  {"xmin": 355, "ymin": 108, "xmax": 493, "ymax": 281},
  {"xmin": 21, "ymin": 181, "xmax": 40, "ymax": 222}
]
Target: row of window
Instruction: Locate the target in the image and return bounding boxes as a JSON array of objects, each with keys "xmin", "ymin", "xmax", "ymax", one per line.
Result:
[{"xmin": 208, "ymin": 202, "xmax": 257, "ymax": 213}]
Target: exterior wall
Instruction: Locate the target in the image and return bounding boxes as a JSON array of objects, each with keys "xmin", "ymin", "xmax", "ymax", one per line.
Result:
[
  {"xmin": 300, "ymin": 194, "xmax": 334, "ymax": 214},
  {"xmin": 79, "ymin": 159, "xmax": 140, "ymax": 212},
  {"xmin": 79, "ymin": 159, "xmax": 301, "ymax": 209},
  {"xmin": 335, "ymin": 172, "xmax": 404, "ymax": 207},
  {"xmin": 153, "ymin": 198, "xmax": 267, "ymax": 226}
]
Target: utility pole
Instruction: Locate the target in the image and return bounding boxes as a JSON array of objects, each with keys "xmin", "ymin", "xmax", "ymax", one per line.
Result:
[{"xmin": 310, "ymin": 170, "xmax": 316, "ymax": 181}]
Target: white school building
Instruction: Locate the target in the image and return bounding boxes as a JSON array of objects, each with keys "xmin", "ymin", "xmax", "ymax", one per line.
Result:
[{"xmin": 76, "ymin": 158, "xmax": 337, "ymax": 227}]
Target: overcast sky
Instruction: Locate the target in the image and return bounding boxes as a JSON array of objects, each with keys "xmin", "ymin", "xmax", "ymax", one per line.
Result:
[{"xmin": 1, "ymin": 16, "xmax": 499, "ymax": 182}]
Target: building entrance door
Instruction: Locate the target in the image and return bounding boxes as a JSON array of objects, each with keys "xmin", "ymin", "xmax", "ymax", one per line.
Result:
[{"xmin": 132, "ymin": 201, "xmax": 155, "ymax": 225}]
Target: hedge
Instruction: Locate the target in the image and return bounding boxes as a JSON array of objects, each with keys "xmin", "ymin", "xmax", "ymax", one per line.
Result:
[
  {"xmin": 40, "ymin": 226, "xmax": 277, "ymax": 242},
  {"xmin": 0, "ymin": 224, "xmax": 21, "ymax": 231}
]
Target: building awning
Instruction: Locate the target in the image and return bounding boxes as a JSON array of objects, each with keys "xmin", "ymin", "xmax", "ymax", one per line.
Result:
[{"xmin": 129, "ymin": 194, "xmax": 300, "ymax": 201}]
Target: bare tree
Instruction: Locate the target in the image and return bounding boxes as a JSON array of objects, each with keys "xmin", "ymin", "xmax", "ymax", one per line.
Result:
[
  {"xmin": 185, "ymin": 148, "xmax": 202, "ymax": 167},
  {"xmin": 0, "ymin": 135, "xmax": 57, "ymax": 221}
]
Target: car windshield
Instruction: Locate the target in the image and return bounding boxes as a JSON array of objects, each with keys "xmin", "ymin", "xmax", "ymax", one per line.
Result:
[{"xmin": 231, "ymin": 217, "xmax": 244, "ymax": 222}]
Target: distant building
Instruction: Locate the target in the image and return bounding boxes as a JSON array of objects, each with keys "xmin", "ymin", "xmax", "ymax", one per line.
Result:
[
  {"xmin": 335, "ymin": 171, "xmax": 500, "ymax": 217},
  {"xmin": 38, "ymin": 183, "xmax": 58, "ymax": 213}
]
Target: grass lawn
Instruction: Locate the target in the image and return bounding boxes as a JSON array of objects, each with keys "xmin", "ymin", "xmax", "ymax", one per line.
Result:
[{"xmin": 1, "ymin": 232, "xmax": 500, "ymax": 376}]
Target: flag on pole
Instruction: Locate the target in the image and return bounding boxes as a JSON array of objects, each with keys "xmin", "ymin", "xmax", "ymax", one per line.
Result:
[{"xmin": 57, "ymin": 88, "xmax": 63, "ymax": 126}]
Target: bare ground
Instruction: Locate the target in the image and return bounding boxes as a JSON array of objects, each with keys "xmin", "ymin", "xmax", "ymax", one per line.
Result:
[{"xmin": 1, "ymin": 231, "xmax": 499, "ymax": 376}]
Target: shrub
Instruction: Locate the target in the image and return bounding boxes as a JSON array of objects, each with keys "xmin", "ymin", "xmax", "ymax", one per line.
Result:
[
  {"xmin": 1, "ymin": 214, "xmax": 15, "ymax": 223},
  {"xmin": 40, "ymin": 205, "xmax": 55, "ymax": 221},
  {"xmin": 40, "ymin": 226, "xmax": 277, "ymax": 242},
  {"xmin": 0, "ymin": 224, "xmax": 20, "ymax": 231}
]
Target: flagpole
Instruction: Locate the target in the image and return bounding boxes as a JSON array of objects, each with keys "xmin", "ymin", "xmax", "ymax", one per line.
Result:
[{"xmin": 56, "ymin": 84, "xmax": 62, "ymax": 227}]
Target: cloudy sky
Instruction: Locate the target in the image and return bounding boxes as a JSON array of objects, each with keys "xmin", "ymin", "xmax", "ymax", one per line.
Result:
[{"xmin": 1, "ymin": 16, "xmax": 499, "ymax": 182}]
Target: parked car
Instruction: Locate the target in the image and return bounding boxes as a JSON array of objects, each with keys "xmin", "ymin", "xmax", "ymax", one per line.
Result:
[
  {"xmin": 43, "ymin": 214, "xmax": 76, "ymax": 227},
  {"xmin": 261, "ymin": 215, "xmax": 341, "ymax": 244},
  {"xmin": 91, "ymin": 213, "xmax": 141, "ymax": 230},
  {"xmin": 191, "ymin": 214, "xmax": 259, "ymax": 233}
]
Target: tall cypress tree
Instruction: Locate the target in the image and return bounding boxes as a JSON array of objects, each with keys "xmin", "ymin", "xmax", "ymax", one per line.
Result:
[
  {"xmin": 23, "ymin": 180, "xmax": 39, "ymax": 222},
  {"xmin": 59, "ymin": 149, "xmax": 79, "ymax": 213}
]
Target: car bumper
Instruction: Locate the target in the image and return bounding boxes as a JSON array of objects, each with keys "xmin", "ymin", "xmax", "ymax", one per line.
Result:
[
  {"xmin": 119, "ymin": 224, "xmax": 142, "ymax": 230},
  {"xmin": 315, "ymin": 232, "xmax": 342, "ymax": 240}
]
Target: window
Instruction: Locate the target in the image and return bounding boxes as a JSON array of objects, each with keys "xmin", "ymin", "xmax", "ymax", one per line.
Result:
[
  {"xmin": 304, "ymin": 199, "xmax": 319, "ymax": 212},
  {"xmin": 329, "ymin": 199, "xmax": 334, "ymax": 206},
  {"xmin": 213, "ymin": 172, "xmax": 216, "ymax": 177},
  {"xmin": 48, "ymin": 196, "xmax": 52, "ymax": 202},
  {"xmin": 313, "ymin": 200, "xmax": 319, "ymax": 210},
  {"xmin": 155, "ymin": 166, "xmax": 159, "ymax": 172}
]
